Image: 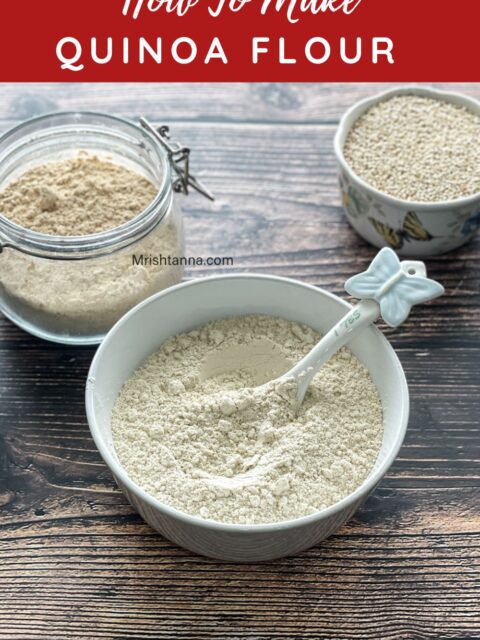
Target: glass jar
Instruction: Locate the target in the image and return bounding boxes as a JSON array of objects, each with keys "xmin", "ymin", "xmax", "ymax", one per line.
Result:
[{"xmin": 0, "ymin": 112, "xmax": 203, "ymax": 345}]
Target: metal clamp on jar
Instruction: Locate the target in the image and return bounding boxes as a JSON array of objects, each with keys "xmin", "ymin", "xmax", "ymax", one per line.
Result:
[{"xmin": 0, "ymin": 112, "xmax": 213, "ymax": 345}]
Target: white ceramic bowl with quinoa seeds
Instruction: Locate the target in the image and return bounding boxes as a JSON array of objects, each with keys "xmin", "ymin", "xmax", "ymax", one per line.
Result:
[
  {"xmin": 335, "ymin": 86, "xmax": 480, "ymax": 256},
  {"xmin": 86, "ymin": 275, "xmax": 409, "ymax": 561}
]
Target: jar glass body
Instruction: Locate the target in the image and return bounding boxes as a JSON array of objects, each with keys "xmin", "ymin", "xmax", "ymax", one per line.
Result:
[{"xmin": 0, "ymin": 113, "xmax": 185, "ymax": 345}]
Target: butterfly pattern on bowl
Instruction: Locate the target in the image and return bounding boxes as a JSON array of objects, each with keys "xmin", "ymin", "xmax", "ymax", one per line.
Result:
[
  {"xmin": 368, "ymin": 211, "xmax": 434, "ymax": 251},
  {"xmin": 340, "ymin": 173, "xmax": 436, "ymax": 250},
  {"xmin": 448, "ymin": 209, "xmax": 480, "ymax": 237},
  {"xmin": 338, "ymin": 169, "xmax": 480, "ymax": 256},
  {"xmin": 339, "ymin": 174, "xmax": 370, "ymax": 219}
]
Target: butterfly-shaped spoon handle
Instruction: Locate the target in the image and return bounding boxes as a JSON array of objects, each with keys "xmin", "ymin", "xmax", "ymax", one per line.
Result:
[
  {"xmin": 289, "ymin": 248, "xmax": 444, "ymax": 407},
  {"xmin": 345, "ymin": 247, "xmax": 444, "ymax": 327}
]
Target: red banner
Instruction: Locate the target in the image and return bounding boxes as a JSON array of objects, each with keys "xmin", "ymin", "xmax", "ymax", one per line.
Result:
[{"xmin": 1, "ymin": 0, "xmax": 478, "ymax": 81}]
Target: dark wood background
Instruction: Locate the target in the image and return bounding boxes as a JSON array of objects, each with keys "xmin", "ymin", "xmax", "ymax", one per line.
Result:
[{"xmin": 0, "ymin": 83, "xmax": 479, "ymax": 640}]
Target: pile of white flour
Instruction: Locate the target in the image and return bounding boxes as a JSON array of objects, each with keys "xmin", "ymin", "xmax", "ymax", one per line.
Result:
[
  {"xmin": 112, "ymin": 314, "xmax": 383, "ymax": 525},
  {"xmin": 0, "ymin": 153, "xmax": 157, "ymax": 236},
  {"xmin": 0, "ymin": 153, "xmax": 182, "ymax": 337}
]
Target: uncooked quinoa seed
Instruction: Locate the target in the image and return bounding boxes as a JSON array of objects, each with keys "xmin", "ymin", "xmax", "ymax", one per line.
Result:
[{"xmin": 343, "ymin": 95, "xmax": 480, "ymax": 202}]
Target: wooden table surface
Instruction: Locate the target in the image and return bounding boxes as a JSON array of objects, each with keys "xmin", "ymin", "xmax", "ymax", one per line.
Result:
[{"xmin": 1, "ymin": 83, "xmax": 479, "ymax": 640}]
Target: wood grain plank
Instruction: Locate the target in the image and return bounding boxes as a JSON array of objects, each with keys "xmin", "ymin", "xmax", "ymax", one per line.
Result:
[
  {"xmin": 0, "ymin": 83, "xmax": 479, "ymax": 640},
  {"xmin": 2, "ymin": 82, "xmax": 480, "ymax": 123}
]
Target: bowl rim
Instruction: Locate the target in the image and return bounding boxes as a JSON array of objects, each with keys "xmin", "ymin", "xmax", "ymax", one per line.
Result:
[
  {"xmin": 86, "ymin": 273, "xmax": 410, "ymax": 533},
  {"xmin": 334, "ymin": 84, "xmax": 480, "ymax": 211}
]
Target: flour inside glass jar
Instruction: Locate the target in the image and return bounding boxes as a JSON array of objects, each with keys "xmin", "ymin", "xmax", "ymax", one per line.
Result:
[
  {"xmin": 0, "ymin": 152, "xmax": 182, "ymax": 337},
  {"xmin": 0, "ymin": 153, "xmax": 158, "ymax": 235}
]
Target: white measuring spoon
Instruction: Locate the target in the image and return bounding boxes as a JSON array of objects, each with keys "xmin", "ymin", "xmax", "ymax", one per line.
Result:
[
  {"xmin": 285, "ymin": 247, "xmax": 444, "ymax": 407},
  {"xmin": 192, "ymin": 248, "xmax": 444, "ymax": 490}
]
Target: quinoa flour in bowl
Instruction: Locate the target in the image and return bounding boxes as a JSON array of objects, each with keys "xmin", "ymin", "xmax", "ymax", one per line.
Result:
[
  {"xmin": 86, "ymin": 275, "xmax": 409, "ymax": 561},
  {"xmin": 111, "ymin": 314, "xmax": 383, "ymax": 525}
]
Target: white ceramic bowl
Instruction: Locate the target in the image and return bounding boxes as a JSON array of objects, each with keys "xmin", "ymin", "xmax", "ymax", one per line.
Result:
[
  {"xmin": 86, "ymin": 275, "xmax": 409, "ymax": 561},
  {"xmin": 335, "ymin": 86, "xmax": 480, "ymax": 257}
]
